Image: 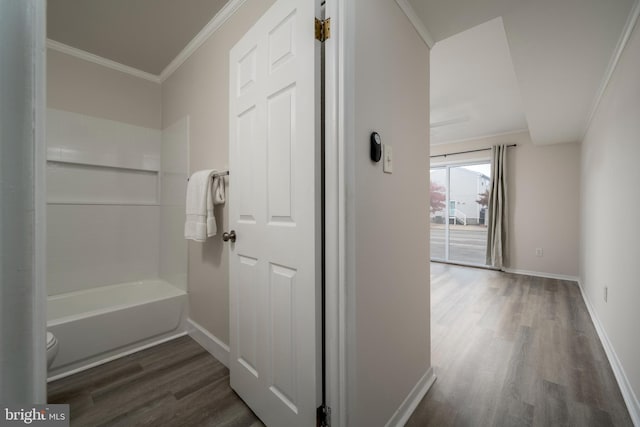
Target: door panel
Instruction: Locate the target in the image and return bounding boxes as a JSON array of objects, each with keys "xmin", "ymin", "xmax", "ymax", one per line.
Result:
[
  {"xmin": 269, "ymin": 263, "xmax": 297, "ymax": 410},
  {"xmin": 237, "ymin": 255, "xmax": 259, "ymax": 377},
  {"xmin": 267, "ymin": 86, "xmax": 296, "ymax": 223},
  {"xmin": 229, "ymin": 0, "xmax": 319, "ymax": 425},
  {"xmin": 237, "ymin": 107, "xmax": 258, "ymax": 223},
  {"xmin": 448, "ymin": 164, "xmax": 490, "ymax": 265}
]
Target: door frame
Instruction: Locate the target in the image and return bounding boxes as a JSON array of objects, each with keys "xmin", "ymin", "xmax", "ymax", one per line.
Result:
[
  {"xmin": 323, "ymin": 0, "xmax": 348, "ymax": 426},
  {"xmin": 34, "ymin": 0, "xmax": 48, "ymax": 402},
  {"xmin": 4, "ymin": 0, "xmax": 48, "ymax": 402}
]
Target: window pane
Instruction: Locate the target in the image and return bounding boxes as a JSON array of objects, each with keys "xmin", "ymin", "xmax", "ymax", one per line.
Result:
[
  {"xmin": 448, "ymin": 164, "xmax": 490, "ymax": 265},
  {"xmin": 429, "ymin": 168, "xmax": 446, "ymax": 260}
]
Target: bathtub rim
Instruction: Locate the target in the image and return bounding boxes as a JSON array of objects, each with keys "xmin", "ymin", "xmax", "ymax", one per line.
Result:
[{"xmin": 47, "ymin": 279, "xmax": 186, "ymax": 327}]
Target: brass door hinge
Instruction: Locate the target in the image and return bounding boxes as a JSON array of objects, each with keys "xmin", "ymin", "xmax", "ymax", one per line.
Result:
[{"xmin": 315, "ymin": 17, "xmax": 331, "ymax": 42}]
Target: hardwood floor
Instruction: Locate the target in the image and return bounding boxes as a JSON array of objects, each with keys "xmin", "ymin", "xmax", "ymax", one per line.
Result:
[
  {"xmin": 407, "ymin": 262, "xmax": 633, "ymax": 427},
  {"xmin": 49, "ymin": 264, "xmax": 633, "ymax": 426},
  {"xmin": 48, "ymin": 336, "xmax": 264, "ymax": 427}
]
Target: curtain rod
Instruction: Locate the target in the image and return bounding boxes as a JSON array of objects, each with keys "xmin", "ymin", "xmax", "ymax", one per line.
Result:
[{"xmin": 430, "ymin": 144, "xmax": 517, "ymax": 159}]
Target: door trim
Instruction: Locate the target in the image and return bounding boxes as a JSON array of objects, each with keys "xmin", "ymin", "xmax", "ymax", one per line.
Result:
[
  {"xmin": 323, "ymin": 0, "xmax": 348, "ymax": 425},
  {"xmin": 34, "ymin": 0, "xmax": 48, "ymax": 402}
]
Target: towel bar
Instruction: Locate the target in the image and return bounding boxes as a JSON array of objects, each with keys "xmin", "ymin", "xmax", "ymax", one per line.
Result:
[
  {"xmin": 212, "ymin": 171, "xmax": 229, "ymax": 178},
  {"xmin": 187, "ymin": 170, "xmax": 229, "ymax": 181}
]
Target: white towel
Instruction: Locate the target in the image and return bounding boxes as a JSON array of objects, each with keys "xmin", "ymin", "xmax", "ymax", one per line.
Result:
[
  {"xmin": 212, "ymin": 175, "xmax": 226, "ymax": 206},
  {"xmin": 184, "ymin": 170, "xmax": 225, "ymax": 242}
]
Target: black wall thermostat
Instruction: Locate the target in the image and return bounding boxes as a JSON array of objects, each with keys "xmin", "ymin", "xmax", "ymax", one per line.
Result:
[{"xmin": 370, "ymin": 132, "xmax": 382, "ymax": 162}]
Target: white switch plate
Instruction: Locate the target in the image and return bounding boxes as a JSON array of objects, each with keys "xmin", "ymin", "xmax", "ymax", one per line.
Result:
[
  {"xmin": 383, "ymin": 144, "xmax": 393, "ymax": 173},
  {"xmin": 535, "ymin": 248, "xmax": 543, "ymax": 257}
]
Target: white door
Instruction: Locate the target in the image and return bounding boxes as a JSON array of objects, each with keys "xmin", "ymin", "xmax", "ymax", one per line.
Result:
[{"xmin": 228, "ymin": 0, "xmax": 320, "ymax": 425}]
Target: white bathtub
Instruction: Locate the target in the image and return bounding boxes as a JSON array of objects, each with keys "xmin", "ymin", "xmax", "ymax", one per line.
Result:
[{"xmin": 47, "ymin": 279, "xmax": 187, "ymax": 380}]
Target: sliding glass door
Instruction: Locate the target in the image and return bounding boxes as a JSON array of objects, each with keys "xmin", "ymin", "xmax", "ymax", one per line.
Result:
[
  {"xmin": 430, "ymin": 162, "xmax": 491, "ymax": 266},
  {"xmin": 429, "ymin": 168, "xmax": 447, "ymax": 260}
]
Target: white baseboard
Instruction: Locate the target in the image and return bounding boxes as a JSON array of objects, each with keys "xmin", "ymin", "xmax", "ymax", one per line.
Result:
[
  {"xmin": 385, "ymin": 367, "xmax": 437, "ymax": 427},
  {"xmin": 502, "ymin": 268, "xmax": 578, "ymax": 282},
  {"xmin": 47, "ymin": 331, "xmax": 187, "ymax": 382},
  {"xmin": 186, "ymin": 318, "xmax": 230, "ymax": 367},
  {"xmin": 577, "ymin": 281, "xmax": 640, "ymax": 426}
]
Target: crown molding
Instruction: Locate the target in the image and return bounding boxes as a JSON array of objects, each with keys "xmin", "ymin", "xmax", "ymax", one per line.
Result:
[
  {"xmin": 430, "ymin": 128, "xmax": 530, "ymax": 146},
  {"xmin": 582, "ymin": 0, "xmax": 640, "ymax": 141},
  {"xmin": 159, "ymin": 0, "xmax": 248, "ymax": 82},
  {"xmin": 46, "ymin": 0, "xmax": 249, "ymax": 85},
  {"xmin": 49, "ymin": 0, "xmax": 435, "ymax": 88},
  {"xmin": 431, "ymin": 115, "xmax": 471, "ymax": 128},
  {"xmin": 46, "ymin": 39, "xmax": 161, "ymax": 84},
  {"xmin": 394, "ymin": 0, "xmax": 434, "ymax": 48}
]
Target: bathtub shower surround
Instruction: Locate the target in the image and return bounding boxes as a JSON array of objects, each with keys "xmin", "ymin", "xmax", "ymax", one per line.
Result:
[
  {"xmin": 160, "ymin": 118, "xmax": 190, "ymax": 289},
  {"xmin": 46, "ymin": 109, "xmax": 162, "ymax": 294},
  {"xmin": 46, "ymin": 109, "xmax": 190, "ymax": 378}
]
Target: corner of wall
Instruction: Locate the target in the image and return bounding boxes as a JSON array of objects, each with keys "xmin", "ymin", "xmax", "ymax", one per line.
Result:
[
  {"xmin": 576, "ymin": 278, "xmax": 640, "ymax": 425},
  {"xmin": 186, "ymin": 318, "xmax": 230, "ymax": 367},
  {"xmin": 384, "ymin": 367, "xmax": 437, "ymax": 427}
]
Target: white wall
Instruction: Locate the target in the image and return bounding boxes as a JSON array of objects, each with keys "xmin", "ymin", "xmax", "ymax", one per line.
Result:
[
  {"xmin": 431, "ymin": 132, "xmax": 581, "ymax": 278},
  {"xmin": 347, "ymin": 0, "xmax": 432, "ymax": 424},
  {"xmin": 580, "ymin": 17, "xmax": 640, "ymax": 422},
  {"xmin": 47, "ymin": 49, "xmax": 161, "ymax": 129}
]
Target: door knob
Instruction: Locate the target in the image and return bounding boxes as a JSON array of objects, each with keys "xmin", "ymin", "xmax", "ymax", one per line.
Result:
[{"xmin": 222, "ymin": 230, "xmax": 236, "ymax": 242}]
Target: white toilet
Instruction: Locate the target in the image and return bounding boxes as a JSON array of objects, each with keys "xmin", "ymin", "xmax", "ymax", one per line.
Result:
[{"xmin": 46, "ymin": 332, "xmax": 59, "ymax": 369}]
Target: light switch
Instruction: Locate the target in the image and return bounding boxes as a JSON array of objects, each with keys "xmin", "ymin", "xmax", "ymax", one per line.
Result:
[{"xmin": 383, "ymin": 144, "xmax": 393, "ymax": 173}]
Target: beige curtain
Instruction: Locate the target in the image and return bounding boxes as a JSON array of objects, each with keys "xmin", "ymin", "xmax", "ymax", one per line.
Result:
[{"xmin": 486, "ymin": 145, "xmax": 508, "ymax": 268}]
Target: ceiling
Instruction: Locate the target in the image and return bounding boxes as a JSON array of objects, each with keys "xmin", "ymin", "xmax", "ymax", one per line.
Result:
[
  {"xmin": 412, "ymin": 0, "xmax": 636, "ymax": 145},
  {"xmin": 430, "ymin": 17, "xmax": 527, "ymax": 144},
  {"xmin": 47, "ymin": 0, "xmax": 228, "ymax": 75},
  {"xmin": 47, "ymin": 0, "xmax": 636, "ymax": 144}
]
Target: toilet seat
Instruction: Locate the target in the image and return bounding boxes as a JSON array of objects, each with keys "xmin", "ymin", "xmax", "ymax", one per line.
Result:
[
  {"xmin": 46, "ymin": 332, "xmax": 56, "ymax": 349},
  {"xmin": 46, "ymin": 331, "xmax": 59, "ymax": 369}
]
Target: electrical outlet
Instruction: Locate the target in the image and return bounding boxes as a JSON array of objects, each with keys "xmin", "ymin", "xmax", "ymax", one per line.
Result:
[
  {"xmin": 535, "ymin": 248, "xmax": 543, "ymax": 257},
  {"xmin": 604, "ymin": 286, "xmax": 608, "ymax": 303}
]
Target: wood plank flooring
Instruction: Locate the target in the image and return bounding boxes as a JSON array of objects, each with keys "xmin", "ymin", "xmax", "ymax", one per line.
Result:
[
  {"xmin": 48, "ymin": 336, "xmax": 263, "ymax": 427},
  {"xmin": 49, "ymin": 263, "xmax": 633, "ymax": 426},
  {"xmin": 407, "ymin": 262, "xmax": 633, "ymax": 427}
]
